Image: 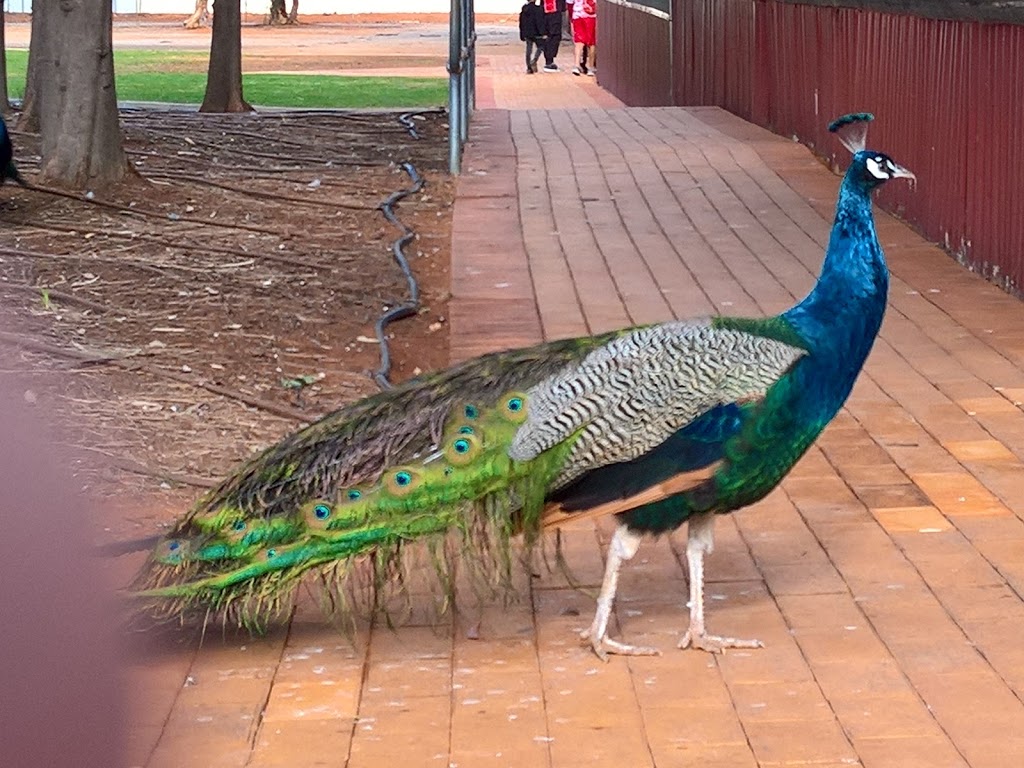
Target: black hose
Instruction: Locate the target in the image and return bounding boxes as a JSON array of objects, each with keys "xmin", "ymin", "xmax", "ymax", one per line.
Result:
[
  {"xmin": 398, "ymin": 112, "xmax": 422, "ymax": 140},
  {"xmin": 373, "ymin": 161, "xmax": 424, "ymax": 390}
]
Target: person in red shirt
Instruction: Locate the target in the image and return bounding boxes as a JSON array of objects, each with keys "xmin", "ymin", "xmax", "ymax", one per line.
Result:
[{"xmin": 570, "ymin": 0, "xmax": 597, "ymax": 76}]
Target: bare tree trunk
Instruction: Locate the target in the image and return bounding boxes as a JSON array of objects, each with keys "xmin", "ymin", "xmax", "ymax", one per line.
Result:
[
  {"xmin": 287, "ymin": 0, "xmax": 299, "ymax": 24},
  {"xmin": 268, "ymin": 0, "xmax": 285, "ymax": 25},
  {"xmin": 19, "ymin": 9, "xmax": 44, "ymax": 131},
  {"xmin": 0, "ymin": 7, "xmax": 10, "ymax": 115},
  {"xmin": 183, "ymin": 0, "xmax": 210, "ymax": 29},
  {"xmin": 36, "ymin": 0, "xmax": 131, "ymax": 189},
  {"xmin": 200, "ymin": 0, "xmax": 252, "ymax": 113}
]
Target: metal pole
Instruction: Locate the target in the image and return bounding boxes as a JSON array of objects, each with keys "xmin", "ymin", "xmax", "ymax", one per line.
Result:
[
  {"xmin": 448, "ymin": 0, "xmax": 463, "ymax": 173},
  {"xmin": 468, "ymin": 0, "xmax": 477, "ymax": 110},
  {"xmin": 458, "ymin": 0, "xmax": 469, "ymax": 145}
]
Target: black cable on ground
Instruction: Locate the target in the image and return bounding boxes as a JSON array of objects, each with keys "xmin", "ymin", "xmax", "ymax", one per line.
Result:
[
  {"xmin": 373, "ymin": 160, "xmax": 424, "ymax": 390},
  {"xmin": 398, "ymin": 112, "xmax": 422, "ymax": 140}
]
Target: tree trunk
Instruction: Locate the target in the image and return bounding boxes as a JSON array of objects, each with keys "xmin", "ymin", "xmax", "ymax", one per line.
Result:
[
  {"xmin": 183, "ymin": 0, "xmax": 210, "ymax": 29},
  {"xmin": 36, "ymin": 0, "xmax": 131, "ymax": 189},
  {"xmin": 268, "ymin": 0, "xmax": 285, "ymax": 25},
  {"xmin": 287, "ymin": 0, "xmax": 299, "ymax": 24},
  {"xmin": 200, "ymin": 0, "xmax": 252, "ymax": 113},
  {"xmin": 0, "ymin": 7, "xmax": 10, "ymax": 115},
  {"xmin": 19, "ymin": 8, "xmax": 45, "ymax": 131}
]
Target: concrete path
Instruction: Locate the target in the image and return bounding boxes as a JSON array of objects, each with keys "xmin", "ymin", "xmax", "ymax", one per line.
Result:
[{"xmin": 125, "ymin": 32, "xmax": 1024, "ymax": 768}]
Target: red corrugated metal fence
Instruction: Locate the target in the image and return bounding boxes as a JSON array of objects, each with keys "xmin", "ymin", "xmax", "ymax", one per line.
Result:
[{"xmin": 597, "ymin": 1, "xmax": 672, "ymax": 106}]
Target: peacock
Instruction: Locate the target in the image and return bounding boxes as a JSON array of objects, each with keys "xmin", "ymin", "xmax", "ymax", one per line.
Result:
[
  {"xmin": 131, "ymin": 113, "xmax": 914, "ymax": 658},
  {"xmin": 0, "ymin": 114, "xmax": 27, "ymax": 187}
]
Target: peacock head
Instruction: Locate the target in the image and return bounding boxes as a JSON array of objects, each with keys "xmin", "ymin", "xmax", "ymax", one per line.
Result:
[
  {"xmin": 829, "ymin": 113, "xmax": 915, "ymax": 192},
  {"xmin": 848, "ymin": 150, "xmax": 915, "ymax": 192}
]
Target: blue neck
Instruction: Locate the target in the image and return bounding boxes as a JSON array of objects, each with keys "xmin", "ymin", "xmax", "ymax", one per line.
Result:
[{"xmin": 783, "ymin": 161, "xmax": 889, "ymax": 356}]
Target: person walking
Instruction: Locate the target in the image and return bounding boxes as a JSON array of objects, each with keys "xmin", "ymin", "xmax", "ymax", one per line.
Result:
[
  {"xmin": 541, "ymin": 0, "xmax": 567, "ymax": 72},
  {"xmin": 518, "ymin": 0, "xmax": 546, "ymax": 74},
  {"xmin": 570, "ymin": 0, "xmax": 597, "ymax": 76}
]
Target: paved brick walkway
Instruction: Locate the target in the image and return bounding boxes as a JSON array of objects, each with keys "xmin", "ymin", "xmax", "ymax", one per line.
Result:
[{"xmin": 126, "ymin": 37, "xmax": 1024, "ymax": 768}]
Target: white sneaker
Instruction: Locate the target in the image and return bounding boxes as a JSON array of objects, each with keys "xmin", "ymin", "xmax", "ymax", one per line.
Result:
[{"xmin": 572, "ymin": 67, "xmax": 581, "ymax": 76}]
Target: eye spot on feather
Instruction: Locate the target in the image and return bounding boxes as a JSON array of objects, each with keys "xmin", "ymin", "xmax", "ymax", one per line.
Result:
[
  {"xmin": 458, "ymin": 425, "xmax": 475, "ymax": 435},
  {"xmin": 225, "ymin": 517, "xmax": 252, "ymax": 543},
  {"xmin": 463, "ymin": 404, "xmax": 479, "ymax": 420},
  {"xmin": 385, "ymin": 467, "xmax": 423, "ymax": 496},
  {"xmin": 266, "ymin": 548, "xmax": 277, "ymax": 559},
  {"xmin": 346, "ymin": 489, "xmax": 362, "ymax": 501},
  {"xmin": 499, "ymin": 392, "xmax": 529, "ymax": 424},
  {"xmin": 444, "ymin": 433, "xmax": 481, "ymax": 466},
  {"xmin": 156, "ymin": 538, "xmax": 190, "ymax": 564},
  {"xmin": 304, "ymin": 497, "xmax": 349, "ymax": 531}
]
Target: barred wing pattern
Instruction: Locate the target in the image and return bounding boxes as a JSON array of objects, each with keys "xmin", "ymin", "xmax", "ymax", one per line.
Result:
[{"xmin": 509, "ymin": 320, "xmax": 806, "ymax": 487}]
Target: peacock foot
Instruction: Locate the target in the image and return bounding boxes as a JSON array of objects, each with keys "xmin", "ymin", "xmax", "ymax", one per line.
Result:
[
  {"xmin": 580, "ymin": 628, "xmax": 661, "ymax": 662},
  {"xmin": 677, "ymin": 629, "xmax": 764, "ymax": 654}
]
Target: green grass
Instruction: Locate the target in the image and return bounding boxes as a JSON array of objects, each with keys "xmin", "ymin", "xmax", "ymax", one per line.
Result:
[{"xmin": 2, "ymin": 49, "xmax": 447, "ymax": 109}]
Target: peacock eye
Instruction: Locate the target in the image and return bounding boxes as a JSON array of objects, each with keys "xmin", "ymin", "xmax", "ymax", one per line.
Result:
[
  {"xmin": 346, "ymin": 489, "xmax": 362, "ymax": 501},
  {"xmin": 865, "ymin": 156, "xmax": 889, "ymax": 180},
  {"xmin": 499, "ymin": 392, "xmax": 528, "ymax": 423},
  {"xmin": 313, "ymin": 504, "xmax": 331, "ymax": 520},
  {"xmin": 444, "ymin": 432, "xmax": 480, "ymax": 466},
  {"xmin": 384, "ymin": 466, "xmax": 421, "ymax": 495},
  {"xmin": 266, "ymin": 548, "xmax": 277, "ymax": 558},
  {"xmin": 232, "ymin": 520, "xmax": 246, "ymax": 531},
  {"xmin": 458, "ymin": 425, "xmax": 474, "ymax": 435},
  {"xmin": 464, "ymin": 404, "xmax": 479, "ymax": 419},
  {"xmin": 168, "ymin": 541, "xmax": 181, "ymax": 551}
]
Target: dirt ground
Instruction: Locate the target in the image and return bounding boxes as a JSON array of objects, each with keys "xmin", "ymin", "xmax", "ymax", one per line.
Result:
[{"xmin": 0, "ymin": 19, "xmax": 463, "ymax": 547}]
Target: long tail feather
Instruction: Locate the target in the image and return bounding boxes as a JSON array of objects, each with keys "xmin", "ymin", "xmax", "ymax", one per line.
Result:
[{"xmin": 128, "ymin": 334, "xmax": 617, "ymax": 627}]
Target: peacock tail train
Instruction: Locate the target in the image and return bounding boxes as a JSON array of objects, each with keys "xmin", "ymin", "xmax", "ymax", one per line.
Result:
[{"xmin": 131, "ymin": 332, "xmax": 621, "ymax": 626}]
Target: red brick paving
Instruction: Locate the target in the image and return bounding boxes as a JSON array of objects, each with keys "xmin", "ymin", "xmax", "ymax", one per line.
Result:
[{"xmin": 127, "ymin": 31, "xmax": 1024, "ymax": 768}]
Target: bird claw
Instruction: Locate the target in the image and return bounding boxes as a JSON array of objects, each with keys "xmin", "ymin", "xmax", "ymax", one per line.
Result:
[
  {"xmin": 678, "ymin": 630, "xmax": 764, "ymax": 654},
  {"xmin": 580, "ymin": 628, "xmax": 661, "ymax": 662}
]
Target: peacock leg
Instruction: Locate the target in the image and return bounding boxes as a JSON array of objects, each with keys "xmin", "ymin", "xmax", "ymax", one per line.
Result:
[
  {"xmin": 580, "ymin": 524, "xmax": 661, "ymax": 661},
  {"xmin": 678, "ymin": 512, "xmax": 764, "ymax": 653}
]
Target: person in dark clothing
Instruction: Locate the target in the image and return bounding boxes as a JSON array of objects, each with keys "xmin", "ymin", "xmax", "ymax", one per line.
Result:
[
  {"xmin": 541, "ymin": 0, "xmax": 567, "ymax": 71},
  {"xmin": 518, "ymin": 0, "xmax": 546, "ymax": 74}
]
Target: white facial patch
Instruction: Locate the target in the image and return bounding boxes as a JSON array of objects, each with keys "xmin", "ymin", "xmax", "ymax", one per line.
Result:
[{"xmin": 866, "ymin": 156, "xmax": 890, "ymax": 180}]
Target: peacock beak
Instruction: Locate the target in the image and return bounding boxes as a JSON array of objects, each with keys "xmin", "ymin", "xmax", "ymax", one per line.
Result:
[{"xmin": 891, "ymin": 163, "xmax": 915, "ymax": 181}]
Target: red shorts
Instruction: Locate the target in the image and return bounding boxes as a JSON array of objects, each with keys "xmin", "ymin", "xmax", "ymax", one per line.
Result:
[{"xmin": 572, "ymin": 16, "xmax": 596, "ymax": 46}]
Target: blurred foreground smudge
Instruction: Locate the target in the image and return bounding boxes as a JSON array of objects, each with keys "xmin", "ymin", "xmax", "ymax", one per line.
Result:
[{"xmin": 0, "ymin": 370, "xmax": 124, "ymax": 768}]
